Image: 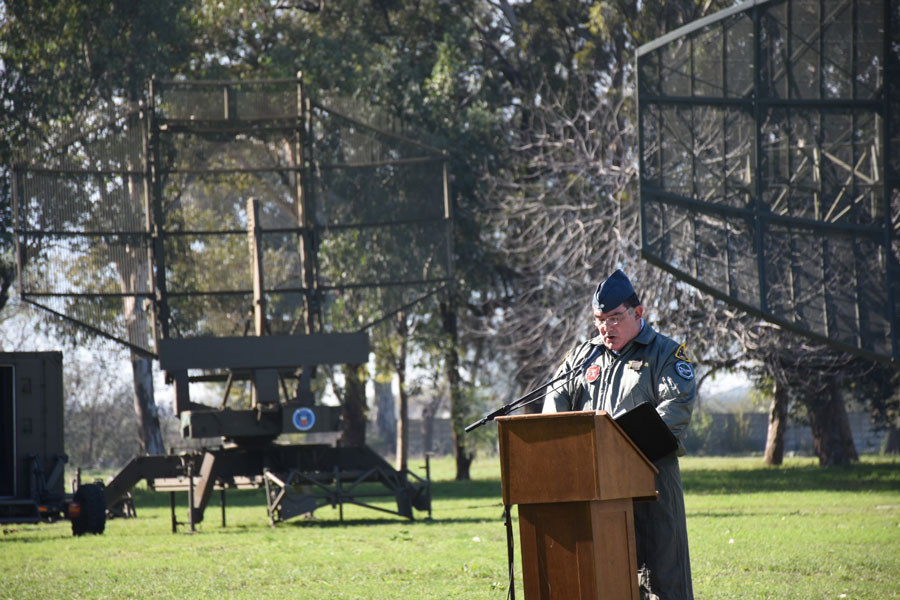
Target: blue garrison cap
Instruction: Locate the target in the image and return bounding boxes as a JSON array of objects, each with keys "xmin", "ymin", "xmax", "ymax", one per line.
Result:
[{"xmin": 592, "ymin": 269, "xmax": 640, "ymax": 312}]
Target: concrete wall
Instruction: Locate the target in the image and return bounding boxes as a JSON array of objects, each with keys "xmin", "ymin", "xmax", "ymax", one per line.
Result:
[
  {"xmin": 661, "ymin": 412, "xmax": 885, "ymax": 456},
  {"xmin": 370, "ymin": 413, "xmax": 888, "ymax": 458},
  {"xmin": 750, "ymin": 412, "xmax": 885, "ymax": 456},
  {"xmin": 367, "ymin": 418, "xmax": 456, "ymax": 458}
]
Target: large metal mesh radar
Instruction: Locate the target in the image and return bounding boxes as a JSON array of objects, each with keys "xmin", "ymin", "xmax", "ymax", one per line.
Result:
[
  {"xmin": 637, "ymin": 0, "xmax": 900, "ymax": 361},
  {"xmin": 12, "ymin": 77, "xmax": 451, "ymax": 356},
  {"xmin": 11, "ymin": 77, "xmax": 444, "ymax": 525}
]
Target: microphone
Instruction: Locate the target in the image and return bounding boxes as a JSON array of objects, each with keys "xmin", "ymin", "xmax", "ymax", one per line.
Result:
[{"xmin": 464, "ymin": 345, "xmax": 603, "ymax": 433}]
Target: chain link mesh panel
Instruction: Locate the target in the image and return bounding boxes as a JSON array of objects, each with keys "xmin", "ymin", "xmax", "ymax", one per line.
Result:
[
  {"xmin": 638, "ymin": 0, "xmax": 898, "ymax": 361},
  {"xmin": 306, "ymin": 98, "xmax": 451, "ymax": 332},
  {"xmin": 13, "ymin": 109, "xmax": 155, "ymax": 354},
  {"xmin": 13, "ymin": 78, "xmax": 450, "ymax": 354}
]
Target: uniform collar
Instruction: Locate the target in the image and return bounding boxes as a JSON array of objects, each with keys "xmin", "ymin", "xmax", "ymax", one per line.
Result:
[{"xmin": 632, "ymin": 320, "xmax": 655, "ymax": 346}]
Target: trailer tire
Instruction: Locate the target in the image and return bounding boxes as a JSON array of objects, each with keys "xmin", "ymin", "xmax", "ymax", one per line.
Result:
[{"xmin": 71, "ymin": 483, "xmax": 106, "ymax": 536}]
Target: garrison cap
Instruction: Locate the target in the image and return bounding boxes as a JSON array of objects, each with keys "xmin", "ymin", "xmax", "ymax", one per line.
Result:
[{"xmin": 592, "ymin": 269, "xmax": 640, "ymax": 312}]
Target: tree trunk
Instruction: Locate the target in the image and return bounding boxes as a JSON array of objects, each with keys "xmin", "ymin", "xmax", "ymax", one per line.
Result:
[
  {"xmin": 0, "ymin": 264, "xmax": 12, "ymax": 314},
  {"xmin": 396, "ymin": 380, "xmax": 409, "ymax": 471},
  {"xmin": 374, "ymin": 379, "xmax": 396, "ymax": 451},
  {"xmin": 131, "ymin": 353, "xmax": 164, "ymax": 455},
  {"xmin": 121, "ymin": 161, "xmax": 165, "ymax": 456},
  {"xmin": 421, "ymin": 403, "xmax": 435, "ymax": 456},
  {"xmin": 395, "ymin": 312, "xmax": 409, "ymax": 472},
  {"xmin": 339, "ymin": 363, "xmax": 367, "ymax": 447},
  {"xmin": 441, "ymin": 300, "xmax": 473, "ymax": 481},
  {"xmin": 764, "ymin": 379, "xmax": 788, "ymax": 465},
  {"xmin": 87, "ymin": 399, "xmax": 97, "ymax": 466},
  {"xmin": 883, "ymin": 425, "xmax": 900, "ymax": 454},
  {"xmin": 804, "ymin": 383, "xmax": 858, "ymax": 466},
  {"xmin": 420, "ymin": 394, "xmax": 443, "ymax": 456}
]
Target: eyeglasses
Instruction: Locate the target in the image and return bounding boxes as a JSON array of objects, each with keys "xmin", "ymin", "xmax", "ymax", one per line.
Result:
[{"xmin": 593, "ymin": 309, "xmax": 631, "ymax": 327}]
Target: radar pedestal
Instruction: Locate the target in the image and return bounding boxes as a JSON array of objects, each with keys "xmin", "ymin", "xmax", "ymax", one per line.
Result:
[{"xmin": 158, "ymin": 334, "xmax": 367, "ymax": 441}]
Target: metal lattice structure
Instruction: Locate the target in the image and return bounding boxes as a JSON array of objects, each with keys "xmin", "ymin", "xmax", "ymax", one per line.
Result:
[
  {"xmin": 638, "ymin": 0, "xmax": 900, "ymax": 361},
  {"xmin": 12, "ymin": 108, "xmax": 151, "ymax": 353},
  {"xmin": 12, "ymin": 77, "xmax": 444, "ymax": 524},
  {"xmin": 12, "ymin": 77, "xmax": 452, "ymax": 357}
]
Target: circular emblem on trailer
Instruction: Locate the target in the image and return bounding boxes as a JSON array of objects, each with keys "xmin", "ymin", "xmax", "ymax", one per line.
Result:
[
  {"xmin": 585, "ymin": 365, "xmax": 600, "ymax": 383},
  {"xmin": 292, "ymin": 407, "xmax": 316, "ymax": 431}
]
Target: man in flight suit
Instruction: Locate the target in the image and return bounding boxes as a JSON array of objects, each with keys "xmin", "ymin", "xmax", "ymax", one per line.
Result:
[{"xmin": 543, "ymin": 269, "xmax": 696, "ymax": 600}]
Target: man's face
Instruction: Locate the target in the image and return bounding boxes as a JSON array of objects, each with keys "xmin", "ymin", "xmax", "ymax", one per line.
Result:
[{"xmin": 593, "ymin": 302, "xmax": 643, "ymax": 352}]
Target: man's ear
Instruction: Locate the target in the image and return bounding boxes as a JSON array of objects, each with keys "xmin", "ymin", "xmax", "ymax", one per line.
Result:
[{"xmin": 633, "ymin": 305, "xmax": 644, "ymax": 320}]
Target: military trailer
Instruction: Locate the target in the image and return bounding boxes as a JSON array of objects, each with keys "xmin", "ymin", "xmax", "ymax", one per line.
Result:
[{"xmin": 0, "ymin": 351, "xmax": 106, "ymax": 535}]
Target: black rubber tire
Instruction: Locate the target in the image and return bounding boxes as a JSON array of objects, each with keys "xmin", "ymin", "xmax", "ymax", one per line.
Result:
[{"xmin": 71, "ymin": 483, "xmax": 107, "ymax": 536}]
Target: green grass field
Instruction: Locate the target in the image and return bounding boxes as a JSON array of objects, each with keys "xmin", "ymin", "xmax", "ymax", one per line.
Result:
[{"xmin": 2, "ymin": 456, "xmax": 898, "ymax": 599}]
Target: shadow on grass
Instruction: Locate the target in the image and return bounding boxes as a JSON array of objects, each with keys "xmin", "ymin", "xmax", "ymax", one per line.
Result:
[
  {"xmin": 0, "ymin": 526, "xmax": 82, "ymax": 543},
  {"xmin": 127, "ymin": 462, "xmax": 897, "ymax": 521},
  {"xmin": 683, "ymin": 462, "xmax": 900, "ymax": 495},
  {"xmin": 129, "ymin": 478, "xmax": 502, "ymax": 509},
  {"xmin": 275, "ymin": 514, "xmax": 505, "ymax": 529},
  {"xmin": 431, "ymin": 478, "xmax": 502, "ymax": 499},
  {"xmin": 130, "ymin": 487, "xmax": 266, "ymax": 509},
  {"xmin": 123, "ymin": 478, "xmax": 504, "ymax": 530}
]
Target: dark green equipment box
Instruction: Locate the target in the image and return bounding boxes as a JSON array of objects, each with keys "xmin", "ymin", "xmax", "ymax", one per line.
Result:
[{"xmin": 1, "ymin": 352, "xmax": 105, "ymax": 534}]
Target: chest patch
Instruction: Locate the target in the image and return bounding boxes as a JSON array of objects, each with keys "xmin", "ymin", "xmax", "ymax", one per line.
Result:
[{"xmin": 585, "ymin": 365, "xmax": 600, "ymax": 383}]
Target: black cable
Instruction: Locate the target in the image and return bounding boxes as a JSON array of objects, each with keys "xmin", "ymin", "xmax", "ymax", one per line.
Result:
[
  {"xmin": 505, "ymin": 504, "xmax": 516, "ymax": 600},
  {"xmin": 466, "ymin": 344, "xmax": 604, "ymax": 432}
]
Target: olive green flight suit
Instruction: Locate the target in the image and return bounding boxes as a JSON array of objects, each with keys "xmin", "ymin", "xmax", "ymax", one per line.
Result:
[{"xmin": 542, "ymin": 322, "xmax": 695, "ymax": 600}]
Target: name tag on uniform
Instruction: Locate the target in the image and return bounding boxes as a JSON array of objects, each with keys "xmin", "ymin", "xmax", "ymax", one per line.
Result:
[{"xmin": 628, "ymin": 360, "xmax": 644, "ymax": 371}]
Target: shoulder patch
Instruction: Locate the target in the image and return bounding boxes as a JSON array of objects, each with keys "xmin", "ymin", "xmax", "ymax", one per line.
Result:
[
  {"xmin": 675, "ymin": 360, "xmax": 694, "ymax": 380},
  {"xmin": 674, "ymin": 343, "xmax": 691, "ymax": 362}
]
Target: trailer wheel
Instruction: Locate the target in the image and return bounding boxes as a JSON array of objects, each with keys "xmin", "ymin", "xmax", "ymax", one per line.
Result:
[{"xmin": 71, "ymin": 483, "xmax": 106, "ymax": 536}]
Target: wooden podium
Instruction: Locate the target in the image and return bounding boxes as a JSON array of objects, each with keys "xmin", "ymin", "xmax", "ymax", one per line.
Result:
[{"xmin": 497, "ymin": 411, "xmax": 659, "ymax": 600}]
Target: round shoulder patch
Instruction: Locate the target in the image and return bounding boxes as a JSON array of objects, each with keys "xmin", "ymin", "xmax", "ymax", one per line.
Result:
[{"xmin": 675, "ymin": 360, "xmax": 694, "ymax": 380}]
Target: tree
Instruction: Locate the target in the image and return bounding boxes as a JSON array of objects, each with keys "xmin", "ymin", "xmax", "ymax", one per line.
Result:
[
  {"xmin": 742, "ymin": 324, "xmax": 862, "ymax": 466},
  {"xmin": 64, "ymin": 351, "xmax": 142, "ymax": 469},
  {"xmin": 763, "ymin": 377, "xmax": 790, "ymax": 465},
  {"xmin": 1, "ymin": 0, "xmax": 195, "ymax": 455},
  {"xmin": 441, "ymin": 298, "xmax": 475, "ymax": 479},
  {"xmin": 467, "ymin": 0, "xmax": 736, "ymax": 400},
  {"xmin": 14, "ymin": 0, "xmax": 829, "ymax": 477},
  {"xmin": 470, "ymin": 0, "xmax": 883, "ymax": 469},
  {"xmin": 372, "ymin": 378, "xmax": 397, "ymax": 451},
  {"xmin": 841, "ymin": 360, "xmax": 900, "ymax": 455},
  {"xmin": 336, "ymin": 364, "xmax": 369, "ymax": 448},
  {"xmin": 231, "ymin": 0, "xmax": 507, "ymax": 479}
]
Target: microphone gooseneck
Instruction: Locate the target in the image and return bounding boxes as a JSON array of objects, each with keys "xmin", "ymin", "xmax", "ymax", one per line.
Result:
[{"xmin": 464, "ymin": 344, "xmax": 603, "ymax": 433}]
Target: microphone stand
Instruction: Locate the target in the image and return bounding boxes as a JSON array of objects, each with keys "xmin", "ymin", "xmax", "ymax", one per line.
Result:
[{"xmin": 466, "ymin": 346, "xmax": 602, "ymax": 600}]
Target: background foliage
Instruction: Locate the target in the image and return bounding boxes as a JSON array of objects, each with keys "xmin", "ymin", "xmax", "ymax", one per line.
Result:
[{"xmin": 2, "ymin": 0, "xmax": 898, "ymax": 470}]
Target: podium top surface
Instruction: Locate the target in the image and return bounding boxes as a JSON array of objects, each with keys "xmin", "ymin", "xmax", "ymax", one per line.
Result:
[{"xmin": 496, "ymin": 411, "xmax": 658, "ymax": 505}]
